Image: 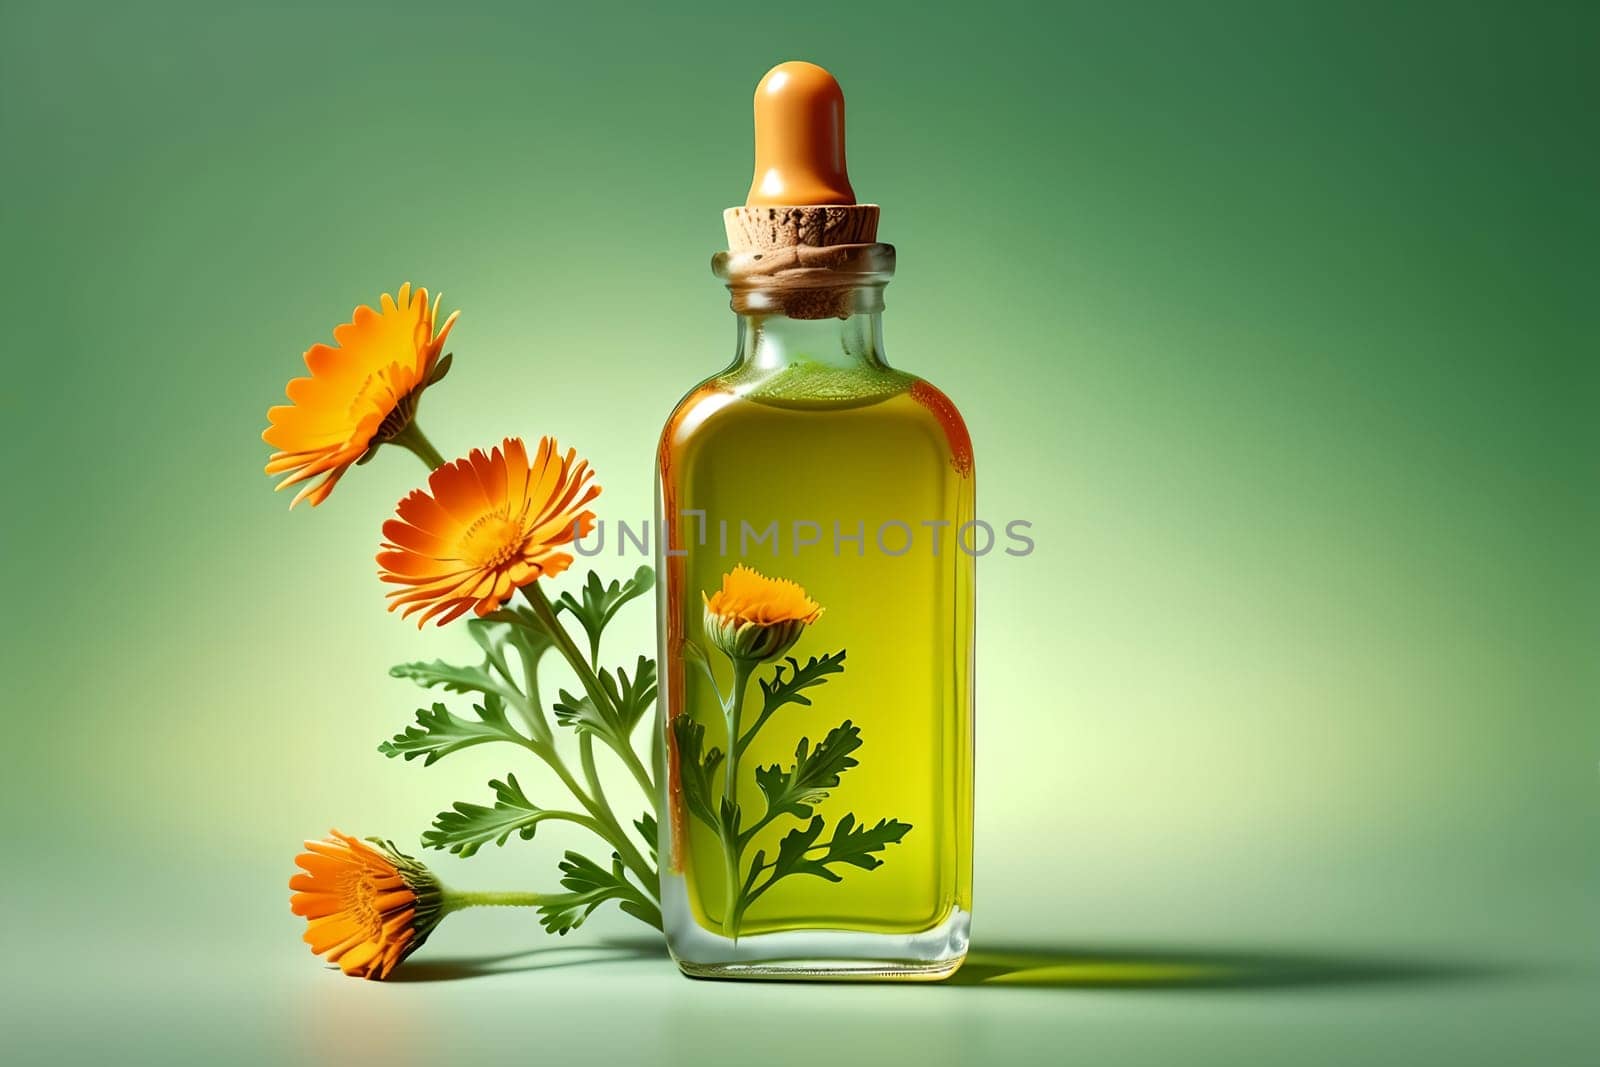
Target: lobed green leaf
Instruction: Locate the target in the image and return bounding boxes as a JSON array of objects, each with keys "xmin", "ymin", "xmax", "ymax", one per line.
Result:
[
  {"xmin": 423, "ymin": 773, "xmax": 546, "ymax": 857},
  {"xmin": 553, "ymin": 656, "xmax": 658, "ymax": 744},
  {"xmin": 753, "ymin": 719, "xmax": 862, "ymax": 825},
  {"xmin": 537, "ymin": 851, "xmax": 660, "ymax": 935},
  {"xmin": 738, "ymin": 650, "xmax": 847, "ymax": 755},
  {"xmin": 389, "ymin": 659, "xmax": 519, "ymax": 703},
  {"xmin": 671, "ymin": 714, "xmax": 725, "ymax": 831},
  {"xmin": 379, "ymin": 693, "xmax": 526, "ymax": 766},
  {"xmin": 635, "ymin": 812, "xmax": 659, "ymax": 864},
  {"xmin": 767, "ymin": 813, "xmax": 912, "ymax": 885},
  {"xmin": 555, "ymin": 566, "xmax": 655, "ymax": 660},
  {"xmin": 759, "ymin": 650, "xmax": 847, "ymax": 716},
  {"xmin": 390, "ymin": 612, "xmax": 556, "ymax": 719}
]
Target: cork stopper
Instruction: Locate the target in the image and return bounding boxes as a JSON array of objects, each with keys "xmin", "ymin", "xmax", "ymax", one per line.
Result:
[
  {"xmin": 721, "ymin": 61, "xmax": 888, "ymax": 317},
  {"xmin": 723, "ymin": 204, "xmax": 879, "ymax": 252}
]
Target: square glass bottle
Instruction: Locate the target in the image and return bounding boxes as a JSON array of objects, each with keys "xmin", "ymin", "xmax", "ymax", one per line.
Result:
[{"xmin": 654, "ymin": 233, "xmax": 974, "ymax": 980}]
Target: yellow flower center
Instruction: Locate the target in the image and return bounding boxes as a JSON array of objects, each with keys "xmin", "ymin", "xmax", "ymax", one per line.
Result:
[
  {"xmin": 344, "ymin": 872, "xmax": 383, "ymax": 932},
  {"xmin": 458, "ymin": 512, "xmax": 527, "ymax": 569},
  {"xmin": 347, "ymin": 369, "xmax": 402, "ymax": 422}
]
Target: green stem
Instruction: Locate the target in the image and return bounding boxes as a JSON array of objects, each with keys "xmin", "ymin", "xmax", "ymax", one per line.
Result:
[
  {"xmin": 492, "ymin": 601, "xmax": 656, "ymax": 902},
  {"xmin": 580, "ymin": 733, "xmax": 609, "ymax": 814},
  {"xmin": 720, "ymin": 660, "xmax": 755, "ymax": 938},
  {"xmin": 736, "ymin": 702, "xmax": 774, "ymax": 759},
  {"xmin": 617, "ymin": 742, "xmax": 659, "ymax": 816},
  {"xmin": 524, "ymin": 584, "xmax": 660, "ymax": 814},
  {"xmin": 534, "ymin": 806, "xmax": 611, "ymax": 838},
  {"xmin": 389, "ymin": 420, "xmax": 447, "ymax": 470},
  {"xmin": 445, "ymin": 885, "xmax": 662, "ymax": 932},
  {"xmin": 731, "ymin": 886, "xmax": 756, "ymax": 931},
  {"xmin": 684, "ymin": 640, "xmax": 726, "ymax": 707},
  {"xmin": 610, "ymin": 835, "xmax": 661, "ymax": 903},
  {"xmin": 737, "ymin": 868, "xmax": 779, "ymax": 922},
  {"xmin": 736, "ymin": 808, "xmax": 779, "ymax": 852},
  {"xmin": 626, "ymin": 893, "xmax": 665, "ymax": 932},
  {"xmin": 512, "ymin": 643, "xmax": 551, "ymax": 743},
  {"xmin": 535, "ymin": 740, "xmax": 656, "ymax": 895},
  {"xmin": 720, "ymin": 661, "xmax": 755, "ymax": 813},
  {"xmin": 562, "ymin": 589, "xmax": 659, "ymax": 826},
  {"xmin": 441, "ymin": 889, "xmax": 553, "ymax": 913}
]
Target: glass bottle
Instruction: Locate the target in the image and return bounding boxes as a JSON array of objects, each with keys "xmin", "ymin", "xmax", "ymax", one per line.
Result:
[{"xmin": 654, "ymin": 241, "xmax": 974, "ymax": 979}]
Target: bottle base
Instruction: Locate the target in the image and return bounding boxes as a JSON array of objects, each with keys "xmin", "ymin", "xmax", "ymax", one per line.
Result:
[
  {"xmin": 677, "ymin": 954, "xmax": 966, "ymax": 982},
  {"xmin": 662, "ymin": 875, "xmax": 971, "ymax": 982}
]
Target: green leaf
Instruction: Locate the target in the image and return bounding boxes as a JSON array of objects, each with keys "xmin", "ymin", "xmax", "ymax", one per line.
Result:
[
  {"xmin": 635, "ymin": 812, "xmax": 659, "ymax": 864},
  {"xmin": 553, "ymin": 657, "xmax": 657, "ymax": 742},
  {"xmin": 389, "ymin": 659, "xmax": 520, "ymax": 704},
  {"xmin": 469, "ymin": 612, "xmax": 560, "ymax": 715},
  {"xmin": 738, "ymin": 650, "xmax": 847, "ymax": 754},
  {"xmin": 555, "ymin": 566, "xmax": 654, "ymax": 658},
  {"xmin": 768, "ymin": 813, "xmax": 912, "ymax": 884},
  {"xmin": 814, "ymin": 813, "xmax": 913, "ymax": 874},
  {"xmin": 428, "ymin": 350, "xmax": 454, "ymax": 385},
  {"xmin": 537, "ymin": 851, "xmax": 655, "ymax": 935},
  {"xmin": 619, "ymin": 896, "xmax": 664, "ymax": 930},
  {"xmin": 474, "ymin": 606, "xmax": 559, "ymax": 688},
  {"xmin": 681, "ymin": 639, "xmax": 718, "ymax": 695},
  {"xmin": 466, "ymin": 617, "xmax": 522, "ymax": 685},
  {"xmin": 770, "ymin": 813, "xmax": 828, "ymax": 879},
  {"xmin": 608, "ymin": 656, "xmax": 658, "ymax": 734},
  {"xmin": 671, "ymin": 714, "xmax": 725, "ymax": 831},
  {"xmin": 379, "ymin": 693, "xmax": 527, "ymax": 766},
  {"xmin": 752, "ymin": 719, "xmax": 863, "ymax": 825},
  {"xmin": 760, "ymin": 650, "xmax": 847, "ymax": 715},
  {"xmin": 719, "ymin": 796, "xmax": 743, "ymax": 843},
  {"xmin": 423, "ymin": 773, "xmax": 547, "ymax": 857},
  {"xmin": 551, "ymin": 690, "xmax": 606, "ymax": 735},
  {"xmin": 393, "ymin": 611, "xmax": 556, "ymax": 704}
]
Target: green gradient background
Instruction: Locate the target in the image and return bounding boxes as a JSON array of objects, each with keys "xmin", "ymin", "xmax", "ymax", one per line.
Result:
[{"xmin": 2, "ymin": 1, "xmax": 1595, "ymax": 1063}]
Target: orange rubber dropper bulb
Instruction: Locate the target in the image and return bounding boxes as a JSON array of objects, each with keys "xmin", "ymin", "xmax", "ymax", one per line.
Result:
[{"xmin": 746, "ymin": 61, "xmax": 857, "ymax": 206}]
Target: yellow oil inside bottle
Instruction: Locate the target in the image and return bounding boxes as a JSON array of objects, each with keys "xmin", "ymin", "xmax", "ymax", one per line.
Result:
[{"xmin": 658, "ymin": 370, "xmax": 974, "ymax": 937}]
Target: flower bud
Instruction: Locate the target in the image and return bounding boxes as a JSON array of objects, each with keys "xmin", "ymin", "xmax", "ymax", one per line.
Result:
[{"xmin": 701, "ymin": 564, "xmax": 823, "ymax": 664}]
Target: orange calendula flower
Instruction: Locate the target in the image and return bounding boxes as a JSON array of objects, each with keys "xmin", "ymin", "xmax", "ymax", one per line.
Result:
[
  {"xmin": 703, "ymin": 564, "xmax": 823, "ymax": 662},
  {"xmin": 263, "ymin": 283, "xmax": 458, "ymax": 507},
  {"xmin": 378, "ymin": 437, "xmax": 600, "ymax": 627},
  {"xmin": 289, "ymin": 831, "xmax": 445, "ymax": 981}
]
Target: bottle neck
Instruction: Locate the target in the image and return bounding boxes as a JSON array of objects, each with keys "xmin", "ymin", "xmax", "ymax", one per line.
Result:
[
  {"xmin": 714, "ymin": 241, "xmax": 897, "ymax": 374},
  {"xmin": 734, "ymin": 310, "xmax": 887, "ymax": 372}
]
